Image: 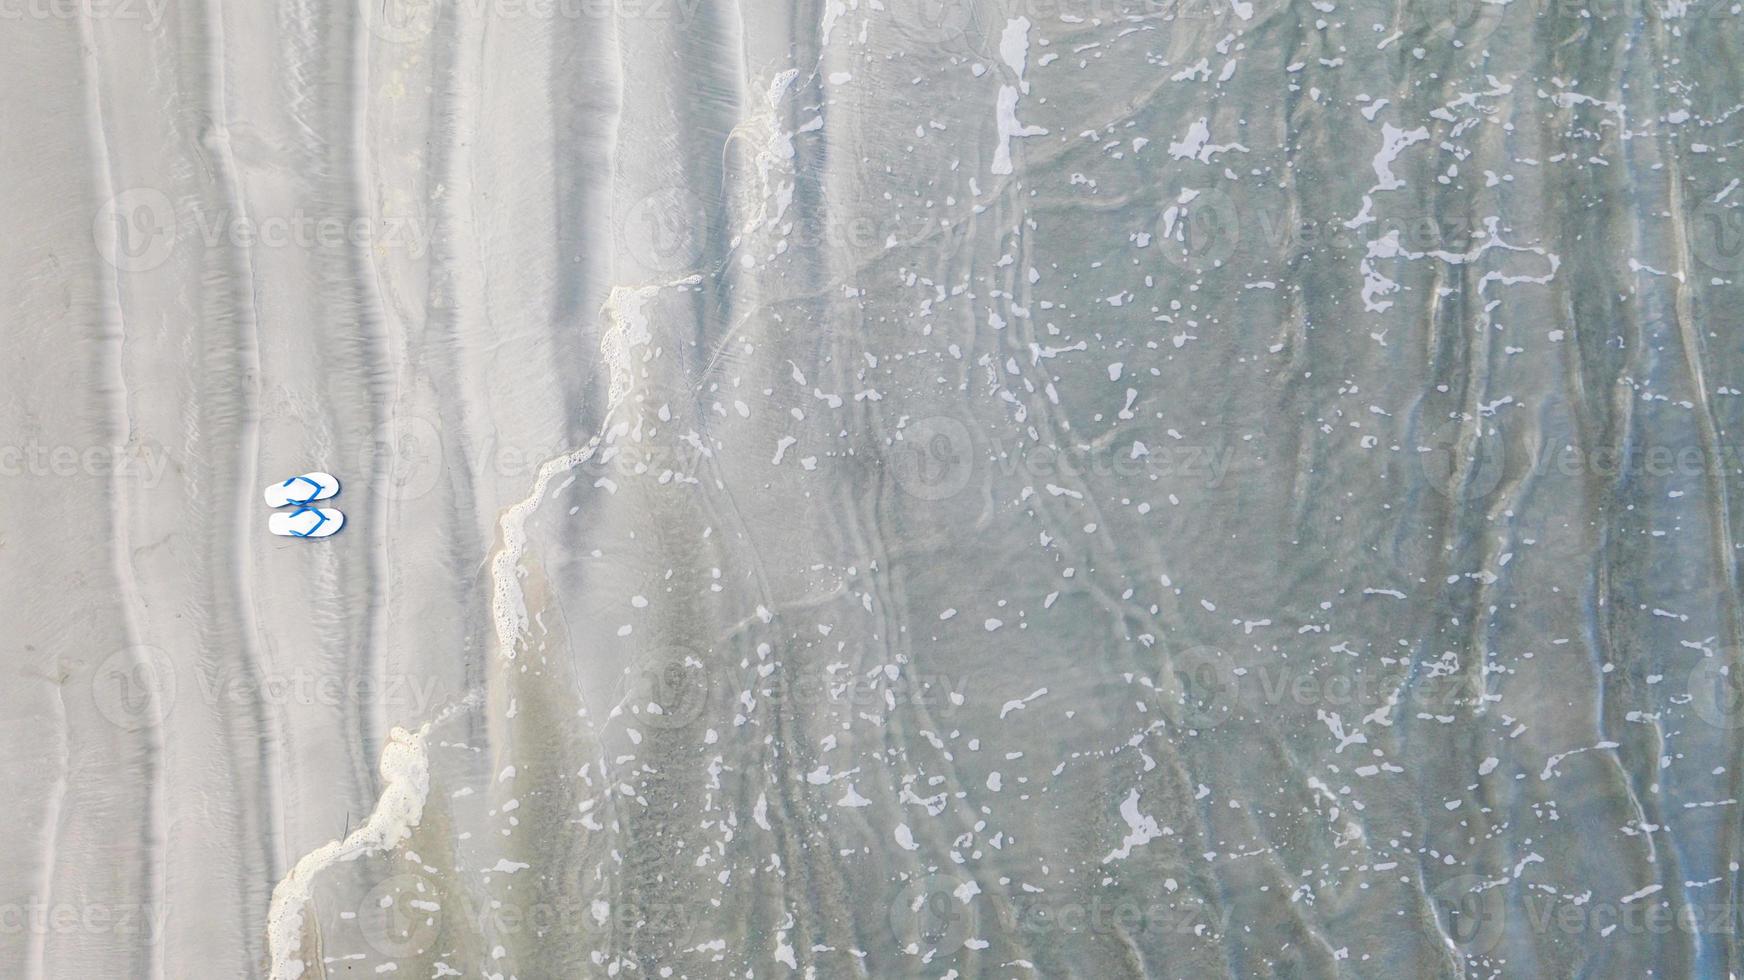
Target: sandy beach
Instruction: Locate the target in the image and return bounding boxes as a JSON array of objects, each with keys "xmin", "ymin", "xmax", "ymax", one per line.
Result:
[{"xmin": 3, "ymin": 0, "xmax": 1744, "ymax": 976}]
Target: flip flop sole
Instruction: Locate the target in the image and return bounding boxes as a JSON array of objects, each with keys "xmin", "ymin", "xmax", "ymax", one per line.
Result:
[
  {"xmin": 269, "ymin": 507, "xmax": 345, "ymax": 538},
  {"xmin": 264, "ymin": 472, "xmax": 340, "ymax": 507}
]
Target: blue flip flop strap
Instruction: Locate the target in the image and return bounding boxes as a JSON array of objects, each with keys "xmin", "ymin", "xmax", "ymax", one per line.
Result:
[
  {"xmin": 283, "ymin": 475, "xmax": 325, "ymax": 503},
  {"xmin": 291, "ymin": 506, "xmax": 328, "ymax": 538}
]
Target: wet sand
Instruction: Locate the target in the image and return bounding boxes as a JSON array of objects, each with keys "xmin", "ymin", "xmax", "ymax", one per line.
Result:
[{"xmin": 3, "ymin": 0, "xmax": 1744, "ymax": 977}]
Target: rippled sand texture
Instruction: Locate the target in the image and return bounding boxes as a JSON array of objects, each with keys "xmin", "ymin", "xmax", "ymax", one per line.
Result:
[{"xmin": 4, "ymin": 0, "xmax": 1744, "ymax": 976}]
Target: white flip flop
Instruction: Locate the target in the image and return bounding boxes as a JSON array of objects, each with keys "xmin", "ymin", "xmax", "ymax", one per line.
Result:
[
  {"xmin": 264, "ymin": 472, "xmax": 340, "ymax": 507},
  {"xmin": 269, "ymin": 506, "xmax": 345, "ymax": 538}
]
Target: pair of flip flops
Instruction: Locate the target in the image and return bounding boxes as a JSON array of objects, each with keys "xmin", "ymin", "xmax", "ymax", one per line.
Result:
[{"xmin": 265, "ymin": 472, "xmax": 345, "ymax": 538}]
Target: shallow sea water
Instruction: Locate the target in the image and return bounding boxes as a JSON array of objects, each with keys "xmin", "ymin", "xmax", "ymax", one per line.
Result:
[{"xmin": 3, "ymin": 0, "xmax": 1744, "ymax": 976}]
